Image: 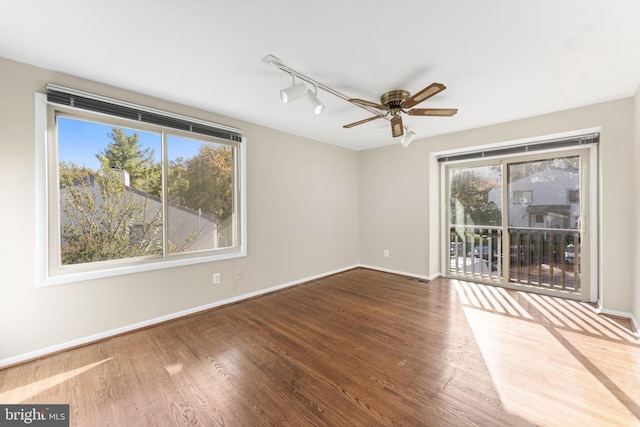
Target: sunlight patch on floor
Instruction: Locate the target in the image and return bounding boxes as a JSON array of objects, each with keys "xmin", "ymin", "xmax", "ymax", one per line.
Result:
[
  {"xmin": 455, "ymin": 281, "xmax": 640, "ymax": 427},
  {"xmin": 0, "ymin": 358, "xmax": 112, "ymax": 403}
]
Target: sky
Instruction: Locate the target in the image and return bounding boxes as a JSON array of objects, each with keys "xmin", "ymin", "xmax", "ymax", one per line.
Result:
[{"xmin": 57, "ymin": 116, "xmax": 208, "ymax": 170}]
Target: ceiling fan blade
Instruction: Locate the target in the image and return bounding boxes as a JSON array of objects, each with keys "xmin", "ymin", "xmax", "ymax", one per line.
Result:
[
  {"xmin": 403, "ymin": 83, "xmax": 446, "ymax": 108},
  {"xmin": 391, "ymin": 116, "xmax": 404, "ymax": 137},
  {"xmin": 343, "ymin": 114, "xmax": 385, "ymax": 128},
  {"xmin": 348, "ymin": 98, "xmax": 388, "ymax": 110},
  {"xmin": 408, "ymin": 108, "xmax": 458, "ymax": 117}
]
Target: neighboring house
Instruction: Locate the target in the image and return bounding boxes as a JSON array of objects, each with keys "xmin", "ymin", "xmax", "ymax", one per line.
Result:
[{"xmin": 488, "ymin": 167, "xmax": 580, "ymax": 230}]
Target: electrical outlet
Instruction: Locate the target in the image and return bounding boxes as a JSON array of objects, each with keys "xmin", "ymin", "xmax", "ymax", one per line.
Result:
[
  {"xmin": 235, "ymin": 270, "xmax": 243, "ymax": 281},
  {"xmin": 384, "ymin": 249, "xmax": 390, "ymax": 258},
  {"xmin": 212, "ymin": 273, "xmax": 221, "ymax": 285}
]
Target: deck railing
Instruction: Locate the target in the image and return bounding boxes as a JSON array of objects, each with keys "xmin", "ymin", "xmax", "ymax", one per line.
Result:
[
  {"xmin": 508, "ymin": 227, "xmax": 580, "ymax": 292},
  {"xmin": 449, "ymin": 226, "xmax": 581, "ymax": 293},
  {"xmin": 449, "ymin": 226, "xmax": 502, "ymax": 282}
]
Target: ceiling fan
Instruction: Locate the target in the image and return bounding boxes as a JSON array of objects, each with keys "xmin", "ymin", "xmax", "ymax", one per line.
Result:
[{"xmin": 343, "ymin": 83, "xmax": 458, "ymax": 138}]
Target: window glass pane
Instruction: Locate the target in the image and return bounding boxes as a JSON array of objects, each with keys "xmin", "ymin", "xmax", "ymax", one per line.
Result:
[
  {"xmin": 507, "ymin": 156, "xmax": 580, "ymax": 229},
  {"xmin": 166, "ymin": 135, "xmax": 234, "ymax": 254},
  {"xmin": 448, "ymin": 164, "xmax": 503, "ymax": 281},
  {"xmin": 449, "ymin": 165, "xmax": 502, "ymax": 226},
  {"xmin": 507, "ymin": 156, "xmax": 582, "ymax": 292},
  {"xmin": 57, "ymin": 116, "xmax": 163, "ymax": 265}
]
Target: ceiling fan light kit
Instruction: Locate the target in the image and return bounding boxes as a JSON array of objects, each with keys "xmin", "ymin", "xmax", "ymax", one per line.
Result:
[
  {"xmin": 400, "ymin": 130, "xmax": 417, "ymax": 147},
  {"xmin": 263, "ymin": 54, "xmax": 458, "ymax": 147}
]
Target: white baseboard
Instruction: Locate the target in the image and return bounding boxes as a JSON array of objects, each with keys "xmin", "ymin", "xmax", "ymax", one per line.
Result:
[
  {"xmin": 598, "ymin": 308, "xmax": 640, "ymax": 338},
  {"xmin": 0, "ymin": 264, "xmax": 359, "ymax": 369},
  {"xmin": 359, "ymin": 264, "xmax": 441, "ymax": 281}
]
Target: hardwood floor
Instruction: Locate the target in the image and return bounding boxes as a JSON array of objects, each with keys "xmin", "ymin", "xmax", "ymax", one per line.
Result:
[{"xmin": 1, "ymin": 268, "xmax": 639, "ymax": 426}]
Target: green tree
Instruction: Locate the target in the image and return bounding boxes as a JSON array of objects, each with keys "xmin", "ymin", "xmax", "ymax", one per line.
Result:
[
  {"xmin": 478, "ymin": 201, "xmax": 502, "ymax": 226},
  {"xmin": 96, "ymin": 128, "xmax": 161, "ymax": 197},
  {"xmin": 450, "ymin": 170, "xmax": 501, "ymax": 226},
  {"xmin": 167, "ymin": 156, "xmax": 190, "ymax": 207},
  {"xmin": 59, "ymin": 161, "xmax": 94, "ymax": 186},
  {"xmin": 176, "ymin": 145, "xmax": 233, "ymax": 223}
]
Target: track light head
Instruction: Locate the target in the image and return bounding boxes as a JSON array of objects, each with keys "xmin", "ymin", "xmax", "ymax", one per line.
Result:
[
  {"xmin": 400, "ymin": 130, "xmax": 416, "ymax": 147},
  {"xmin": 280, "ymin": 82, "xmax": 307, "ymax": 103},
  {"xmin": 307, "ymin": 88, "xmax": 324, "ymax": 115}
]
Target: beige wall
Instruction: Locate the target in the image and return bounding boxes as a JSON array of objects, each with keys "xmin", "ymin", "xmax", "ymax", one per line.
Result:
[
  {"xmin": 359, "ymin": 98, "xmax": 637, "ymax": 314},
  {"xmin": 0, "ymin": 58, "xmax": 359, "ymax": 364}
]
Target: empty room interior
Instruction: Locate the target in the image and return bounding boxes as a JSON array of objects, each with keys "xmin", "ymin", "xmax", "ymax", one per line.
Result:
[{"xmin": 2, "ymin": 1, "xmax": 640, "ymax": 426}]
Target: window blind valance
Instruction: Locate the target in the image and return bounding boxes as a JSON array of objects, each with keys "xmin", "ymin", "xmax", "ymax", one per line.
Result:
[
  {"xmin": 437, "ymin": 133, "xmax": 599, "ymax": 163},
  {"xmin": 46, "ymin": 83, "xmax": 243, "ymax": 143}
]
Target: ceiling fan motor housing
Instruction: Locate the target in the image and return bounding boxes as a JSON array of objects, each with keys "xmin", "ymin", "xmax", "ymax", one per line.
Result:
[
  {"xmin": 381, "ymin": 90, "xmax": 410, "ymax": 115},
  {"xmin": 381, "ymin": 90, "xmax": 410, "ymax": 106}
]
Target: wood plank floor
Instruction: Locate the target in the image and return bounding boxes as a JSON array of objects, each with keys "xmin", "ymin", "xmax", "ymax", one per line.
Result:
[{"xmin": 1, "ymin": 268, "xmax": 639, "ymax": 426}]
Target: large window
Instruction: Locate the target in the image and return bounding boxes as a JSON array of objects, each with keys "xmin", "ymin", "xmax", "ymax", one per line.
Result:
[{"xmin": 36, "ymin": 87, "xmax": 245, "ymax": 285}]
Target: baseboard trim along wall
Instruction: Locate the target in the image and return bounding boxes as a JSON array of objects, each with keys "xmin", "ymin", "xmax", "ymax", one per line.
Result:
[
  {"xmin": 599, "ymin": 308, "xmax": 640, "ymax": 339},
  {"xmin": 358, "ymin": 264, "xmax": 440, "ymax": 282},
  {"xmin": 0, "ymin": 264, "xmax": 359, "ymax": 369}
]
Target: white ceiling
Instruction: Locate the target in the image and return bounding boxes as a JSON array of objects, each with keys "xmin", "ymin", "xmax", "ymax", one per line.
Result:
[{"xmin": 2, "ymin": 0, "xmax": 640, "ymax": 150}]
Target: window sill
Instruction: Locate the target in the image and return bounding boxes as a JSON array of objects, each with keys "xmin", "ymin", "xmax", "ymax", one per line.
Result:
[{"xmin": 38, "ymin": 249, "xmax": 246, "ymax": 287}]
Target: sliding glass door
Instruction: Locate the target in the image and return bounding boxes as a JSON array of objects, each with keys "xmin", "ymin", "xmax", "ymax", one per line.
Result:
[
  {"xmin": 449, "ymin": 164, "xmax": 503, "ymax": 281},
  {"xmin": 445, "ymin": 146, "xmax": 595, "ymax": 301}
]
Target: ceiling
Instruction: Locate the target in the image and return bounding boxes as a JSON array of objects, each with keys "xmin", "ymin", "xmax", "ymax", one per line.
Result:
[{"xmin": 2, "ymin": 1, "xmax": 640, "ymax": 151}]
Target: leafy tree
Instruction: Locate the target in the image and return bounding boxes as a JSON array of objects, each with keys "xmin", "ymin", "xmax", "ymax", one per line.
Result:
[
  {"xmin": 96, "ymin": 128, "xmax": 161, "ymax": 197},
  {"xmin": 450, "ymin": 169, "xmax": 501, "ymax": 226},
  {"xmin": 478, "ymin": 201, "xmax": 502, "ymax": 226},
  {"xmin": 60, "ymin": 164, "xmax": 163, "ymax": 265},
  {"xmin": 167, "ymin": 156, "xmax": 190, "ymax": 207},
  {"xmin": 176, "ymin": 144, "xmax": 233, "ymax": 223},
  {"xmin": 59, "ymin": 161, "xmax": 94, "ymax": 186}
]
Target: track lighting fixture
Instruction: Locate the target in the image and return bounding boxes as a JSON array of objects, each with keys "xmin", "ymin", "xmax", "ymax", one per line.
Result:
[
  {"xmin": 264, "ymin": 54, "xmax": 382, "ymax": 118},
  {"xmin": 264, "ymin": 54, "xmax": 428, "ymax": 141},
  {"xmin": 400, "ymin": 130, "xmax": 416, "ymax": 148},
  {"xmin": 307, "ymin": 86, "xmax": 324, "ymax": 115}
]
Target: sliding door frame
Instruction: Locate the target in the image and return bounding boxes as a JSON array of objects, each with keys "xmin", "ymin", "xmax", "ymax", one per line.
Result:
[{"xmin": 440, "ymin": 140, "xmax": 598, "ymax": 302}]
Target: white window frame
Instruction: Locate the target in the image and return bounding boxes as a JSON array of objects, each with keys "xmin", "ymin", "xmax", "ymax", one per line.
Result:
[{"xmin": 35, "ymin": 93, "xmax": 247, "ymax": 287}]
